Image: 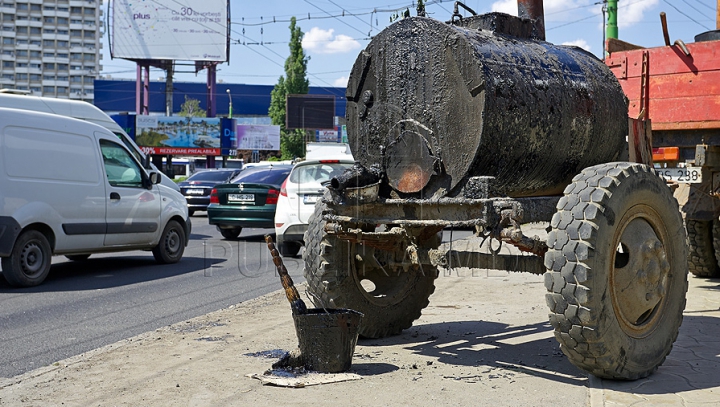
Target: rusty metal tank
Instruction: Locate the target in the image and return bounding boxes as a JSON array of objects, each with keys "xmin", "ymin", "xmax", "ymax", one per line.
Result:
[{"xmin": 345, "ymin": 14, "xmax": 628, "ymax": 198}]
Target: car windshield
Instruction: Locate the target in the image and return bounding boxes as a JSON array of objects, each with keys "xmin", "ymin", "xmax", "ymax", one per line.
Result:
[
  {"xmin": 187, "ymin": 170, "xmax": 237, "ymax": 182},
  {"xmin": 289, "ymin": 162, "xmax": 353, "ymax": 184},
  {"xmin": 232, "ymin": 166, "xmax": 291, "ymax": 185}
]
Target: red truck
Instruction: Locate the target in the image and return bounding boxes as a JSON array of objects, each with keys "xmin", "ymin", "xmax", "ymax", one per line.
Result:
[{"xmin": 606, "ymin": 26, "xmax": 720, "ymax": 278}]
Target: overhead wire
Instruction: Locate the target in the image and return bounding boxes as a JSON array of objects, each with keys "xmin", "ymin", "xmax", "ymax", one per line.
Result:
[
  {"xmin": 691, "ymin": 0, "xmax": 715, "ymax": 11},
  {"xmin": 662, "ymin": 0, "xmax": 712, "ymax": 30},
  {"xmin": 680, "ymin": 0, "xmax": 712, "ymax": 18},
  {"xmin": 327, "ymin": 0, "xmax": 376, "ymax": 35},
  {"xmin": 302, "ymin": 0, "xmax": 370, "ymax": 37}
]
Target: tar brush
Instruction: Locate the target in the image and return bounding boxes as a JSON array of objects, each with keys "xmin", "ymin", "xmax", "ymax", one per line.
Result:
[{"xmin": 265, "ymin": 235, "xmax": 308, "ymax": 315}]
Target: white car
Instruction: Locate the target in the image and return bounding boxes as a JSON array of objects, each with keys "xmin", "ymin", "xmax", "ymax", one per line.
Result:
[{"xmin": 274, "ymin": 157, "xmax": 354, "ymax": 256}]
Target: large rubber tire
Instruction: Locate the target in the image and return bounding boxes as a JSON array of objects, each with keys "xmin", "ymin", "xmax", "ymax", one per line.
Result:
[
  {"xmin": 303, "ymin": 196, "xmax": 439, "ymax": 339},
  {"xmin": 544, "ymin": 162, "xmax": 688, "ymax": 380},
  {"xmin": 687, "ymin": 220, "xmax": 720, "ymax": 277},
  {"xmin": 1, "ymin": 230, "xmax": 53, "ymax": 287},
  {"xmin": 152, "ymin": 220, "xmax": 186, "ymax": 264},
  {"xmin": 219, "ymin": 227, "xmax": 242, "ymax": 240}
]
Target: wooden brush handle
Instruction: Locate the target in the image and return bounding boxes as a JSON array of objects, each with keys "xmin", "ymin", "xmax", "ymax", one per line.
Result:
[{"xmin": 265, "ymin": 235, "xmax": 307, "ymax": 314}]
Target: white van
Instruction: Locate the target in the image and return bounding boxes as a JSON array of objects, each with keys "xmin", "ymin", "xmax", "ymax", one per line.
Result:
[
  {"xmin": 0, "ymin": 108, "xmax": 191, "ymax": 287},
  {"xmin": 0, "ymin": 91, "xmax": 180, "ymax": 192}
]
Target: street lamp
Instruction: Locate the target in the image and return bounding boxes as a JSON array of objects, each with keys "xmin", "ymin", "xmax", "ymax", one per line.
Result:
[{"xmin": 226, "ymin": 88, "xmax": 233, "ymax": 118}]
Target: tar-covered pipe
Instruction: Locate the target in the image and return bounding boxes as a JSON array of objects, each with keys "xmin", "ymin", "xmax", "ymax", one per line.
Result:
[{"xmin": 517, "ymin": 0, "xmax": 545, "ymax": 40}]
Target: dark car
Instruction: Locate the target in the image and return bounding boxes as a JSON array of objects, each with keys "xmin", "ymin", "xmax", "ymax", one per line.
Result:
[
  {"xmin": 207, "ymin": 164, "xmax": 293, "ymax": 239},
  {"xmin": 178, "ymin": 168, "xmax": 243, "ymax": 216}
]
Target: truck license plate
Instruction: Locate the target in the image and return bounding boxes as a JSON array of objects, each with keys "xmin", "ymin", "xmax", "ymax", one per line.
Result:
[
  {"xmin": 229, "ymin": 193, "xmax": 254, "ymax": 202},
  {"xmin": 657, "ymin": 167, "xmax": 702, "ymax": 183}
]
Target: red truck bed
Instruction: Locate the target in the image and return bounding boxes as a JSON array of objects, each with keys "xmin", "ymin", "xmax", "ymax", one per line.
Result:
[{"xmin": 606, "ymin": 40, "xmax": 720, "ymax": 131}]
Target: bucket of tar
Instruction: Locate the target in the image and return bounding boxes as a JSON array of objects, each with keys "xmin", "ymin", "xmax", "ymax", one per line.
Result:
[{"xmin": 292, "ymin": 308, "xmax": 363, "ymax": 373}]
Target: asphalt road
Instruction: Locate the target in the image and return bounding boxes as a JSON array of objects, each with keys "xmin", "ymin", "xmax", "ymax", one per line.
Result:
[{"xmin": 0, "ymin": 215, "xmax": 305, "ymax": 378}]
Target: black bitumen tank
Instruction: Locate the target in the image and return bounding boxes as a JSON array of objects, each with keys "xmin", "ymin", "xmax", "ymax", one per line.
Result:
[{"xmin": 345, "ymin": 15, "xmax": 628, "ymax": 198}]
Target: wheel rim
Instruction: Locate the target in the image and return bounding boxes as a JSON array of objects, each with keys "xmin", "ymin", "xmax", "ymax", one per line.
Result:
[
  {"xmin": 349, "ymin": 243, "xmax": 422, "ymax": 307},
  {"xmin": 165, "ymin": 229, "xmax": 181, "ymax": 255},
  {"xmin": 610, "ymin": 205, "xmax": 672, "ymax": 338},
  {"xmin": 21, "ymin": 241, "xmax": 46, "ymax": 277}
]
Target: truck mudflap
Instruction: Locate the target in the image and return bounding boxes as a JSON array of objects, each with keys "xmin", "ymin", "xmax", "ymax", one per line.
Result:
[{"xmin": 0, "ymin": 217, "xmax": 21, "ymax": 257}]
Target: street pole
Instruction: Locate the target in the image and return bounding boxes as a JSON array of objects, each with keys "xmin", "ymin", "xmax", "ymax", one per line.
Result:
[{"xmin": 226, "ymin": 89, "xmax": 233, "ymax": 118}]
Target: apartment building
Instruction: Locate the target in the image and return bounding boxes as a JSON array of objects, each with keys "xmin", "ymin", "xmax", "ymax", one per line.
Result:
[{"xmin": 0, "ymin": 0, "xmax": 103, "ymax": 103}]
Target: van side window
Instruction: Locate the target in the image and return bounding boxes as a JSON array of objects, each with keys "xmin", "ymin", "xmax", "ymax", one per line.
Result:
[
  {"xmin": 100, "ymin": 140, "xmax": 143, "ymax": 188},
  {"xmin": 112, "ymin": 131, "xmax": 144, "ymax": 164}
]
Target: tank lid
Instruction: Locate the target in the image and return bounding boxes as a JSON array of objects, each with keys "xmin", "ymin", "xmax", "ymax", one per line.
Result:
[{"xmin": 454, "ymin": 13, "xmax": 542, "ymax": 40}]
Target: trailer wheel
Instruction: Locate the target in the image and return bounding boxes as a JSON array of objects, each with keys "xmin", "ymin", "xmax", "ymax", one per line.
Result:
[
  {"xmin": 687, "ymin": 220, "xmax": 720, "ymax": 278},
  {"xmin": 544, "ymin": 162, "xmax": 688, "ymax": 380},
  {"xmin": 303, "ymin": 195, "xmax": 438, "ymax": 338}
]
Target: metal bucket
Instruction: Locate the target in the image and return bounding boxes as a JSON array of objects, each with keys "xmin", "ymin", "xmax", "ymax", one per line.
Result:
[{"xmin": 292, "ymin": 308, "xmax": 364, "ymax": 373}]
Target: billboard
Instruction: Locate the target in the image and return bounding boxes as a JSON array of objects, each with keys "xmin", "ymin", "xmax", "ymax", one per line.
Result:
[
  {"xmin": 316, "ymin": 129, "xmax": 339, "ymax": 142},
  {"xmin": 237, "ymin": 125, "xmax": 281, "ymax": 151},
  {"xmin": 111, "ymin": 0, "xmax": 229, "ymax": 61},
  {"xmin": 135, "ymin": 116, "xmax": 236, "ymax": 156},
  {"xmin": 286, "ymin": 94, "xmax": 335, "ymax": 130},
  {"xmin": 315, "ymin": 127, "xmax": 349, "ymax": 143}
]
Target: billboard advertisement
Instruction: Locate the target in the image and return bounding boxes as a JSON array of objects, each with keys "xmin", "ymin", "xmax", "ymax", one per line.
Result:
[
  {"xmin": 316, "ymin": 129, "xmax": 339, "ymax": 142},
  {"xmin": 135, "ymin": 116, "xmax": 236, "ymax": 156},
  {"xmin": 286, "ymin": 94, "xmax": 335, "ymax": 130},
  {"xmin": 111, "ymin": 0, "xmax": 229, "ymax": 61},
  {"xmin": 315, "ymin": 127, "xmax": 348, "ymax": 143},
  {"xmin": 237, "ymin": 125, "xmax": 281, "ymax": 151}
]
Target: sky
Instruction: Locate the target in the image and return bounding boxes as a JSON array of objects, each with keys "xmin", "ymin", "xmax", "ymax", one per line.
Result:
[{"xmin": 101, "ymin": 0, "xmax": 718, "ymax": 89}]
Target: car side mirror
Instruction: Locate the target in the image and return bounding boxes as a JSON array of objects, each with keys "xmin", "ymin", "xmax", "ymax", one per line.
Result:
[{"xmin": 148, "ymin": 171, "xmax": 161, "ymax": 186}]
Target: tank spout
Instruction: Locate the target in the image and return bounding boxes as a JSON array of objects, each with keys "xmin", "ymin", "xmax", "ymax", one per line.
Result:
[
  {"xmin": 517, "ymin": 0, "xmax": 545, "ymax": 40},
  {"xmin": 330, "ymin": 162, "xmax": 382, "ymax": 191}
]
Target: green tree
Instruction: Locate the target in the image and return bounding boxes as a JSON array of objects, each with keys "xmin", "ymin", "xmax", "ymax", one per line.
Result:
[
  {"xmin": 179, "ymin": 96, "xmax": 206, "ymax": 117},
  {"xmin": 269, "ymin": 17, "xmax": 310, "ymax": 160}
]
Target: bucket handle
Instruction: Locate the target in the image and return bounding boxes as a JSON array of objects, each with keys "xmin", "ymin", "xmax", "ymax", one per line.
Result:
[{"xmin": 306, "ymin": 290, "xmax": 330, "ymax": 314}]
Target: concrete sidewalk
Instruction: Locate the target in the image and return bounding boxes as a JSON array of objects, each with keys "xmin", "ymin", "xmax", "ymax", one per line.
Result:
[{"xmin": 0, "ymin": 268, "xmax": 718, "ymax": 406}]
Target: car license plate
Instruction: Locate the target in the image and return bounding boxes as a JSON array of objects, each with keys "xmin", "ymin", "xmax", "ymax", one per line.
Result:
[
  {"xmin": 186, "ymin": 189, "xmax": 204, "ymax": 195},
  {"xmin": 657, "ymin": 167, "xmax": 702, "ymax": 183},
  {"xmin": 228, "ymin": 193, "xmax": 254, "ymax": 203},
  {"xmin": 303, "ymin": 194, "xmax": 320, "ymax": 204}
]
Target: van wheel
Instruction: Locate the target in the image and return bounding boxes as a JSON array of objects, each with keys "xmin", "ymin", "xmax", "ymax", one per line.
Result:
[
  {"xmin": 153, "ymin": 220, "xmax": 185, "ymax": 264},
  {"xmin": 2, "ymin": 230, "xmax": 52, "ymax": 287},
  {"xmin": 279, "ymin": 242, "xmax": 301, "ymax": 257},
  {"xmin": 66, "ymin": 254, "xmax": 91, "ymax": 261}
]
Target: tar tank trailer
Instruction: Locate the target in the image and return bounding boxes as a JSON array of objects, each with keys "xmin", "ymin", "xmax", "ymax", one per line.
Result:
[{"xmin": 303, "ymin": 1, "xmax": 688, "ymax": 380}]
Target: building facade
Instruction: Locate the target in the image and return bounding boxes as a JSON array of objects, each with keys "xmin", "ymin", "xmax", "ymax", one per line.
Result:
[{"xmin": 0, "ymin": 0, "xmax": 103, "ymax": 103}]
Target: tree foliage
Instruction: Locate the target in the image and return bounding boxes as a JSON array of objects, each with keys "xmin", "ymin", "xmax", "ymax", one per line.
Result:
[
  {"xmin": 178, "ymin": 96, "xmax": 206, "ymax": 117},
  {"xmin": 268, "ymin": 17, "xmax": 310, "ymax": 160}
]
